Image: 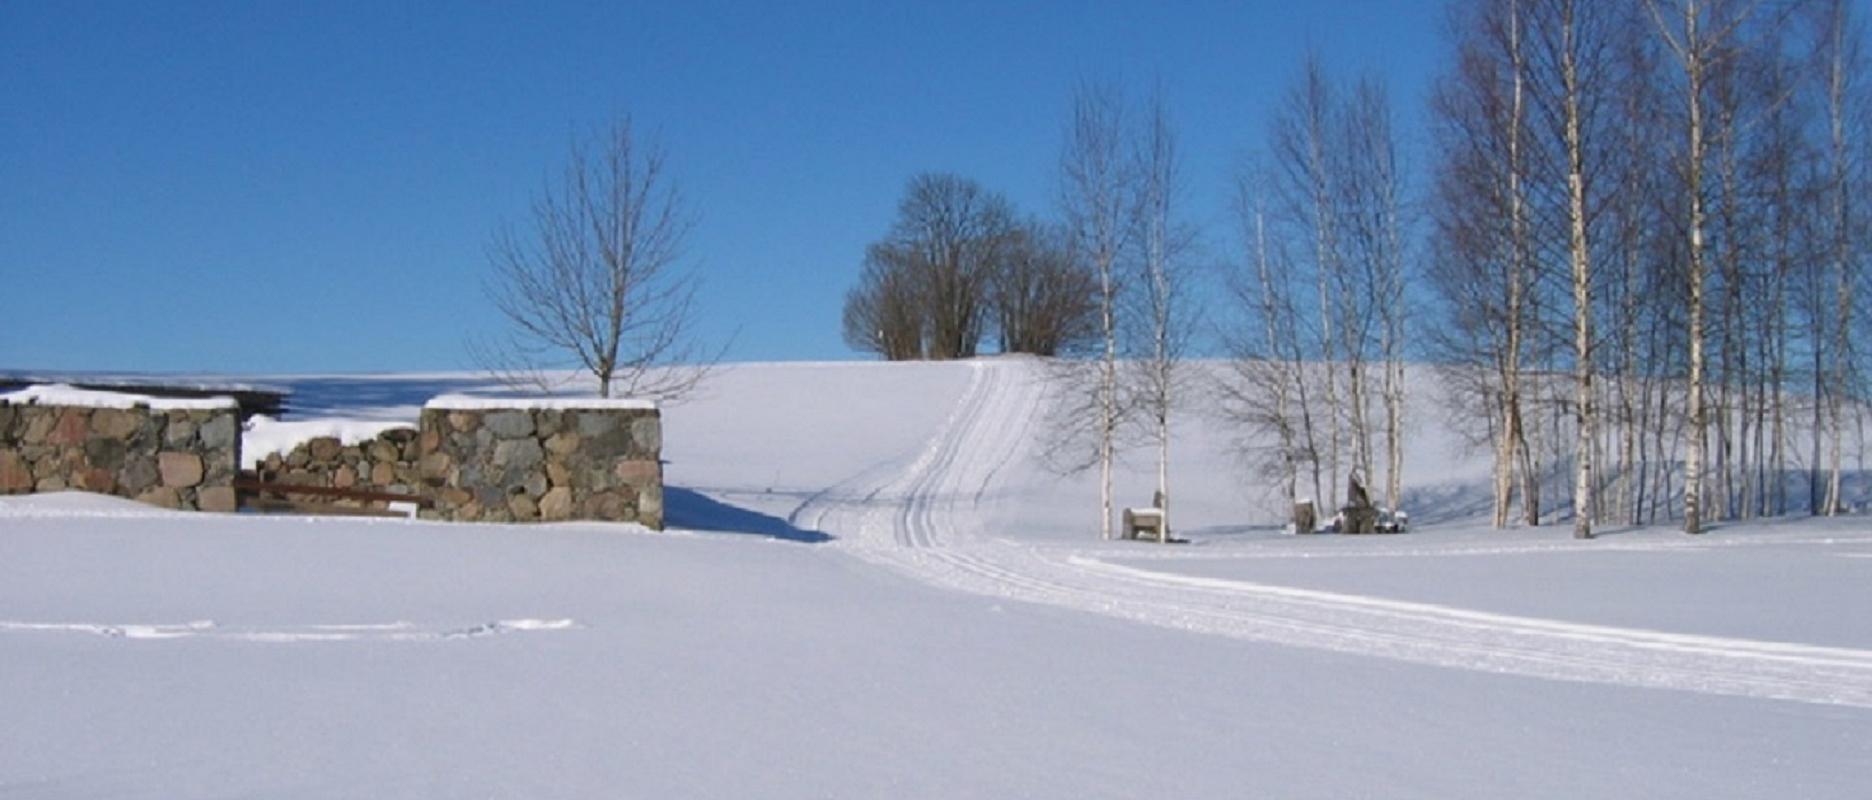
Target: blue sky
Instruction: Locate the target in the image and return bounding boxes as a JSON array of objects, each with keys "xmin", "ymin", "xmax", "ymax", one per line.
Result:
[{"xmin": 1, "ymin": 1, "xmax": 1441, "ymax": 373}]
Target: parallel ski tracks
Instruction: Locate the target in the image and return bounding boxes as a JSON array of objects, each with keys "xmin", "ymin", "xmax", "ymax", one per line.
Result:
[{"xmin": 809, "ymin": 360, "xmax": 1872, "ymax": 709}]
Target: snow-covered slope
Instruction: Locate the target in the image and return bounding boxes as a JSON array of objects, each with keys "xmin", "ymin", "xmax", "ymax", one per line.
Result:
[{"xmin": 3, "ymin": 359, "xmax": 1869, "ymax": 798}]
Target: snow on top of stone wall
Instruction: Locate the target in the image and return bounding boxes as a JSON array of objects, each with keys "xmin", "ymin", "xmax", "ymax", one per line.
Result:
[
  {"xmin": 0, "ymin": 384, "xmax": 238, "ymax": 411},
  {"xmin": 424, "ymin": 394, "xmax": 657, "ymax": 412}
]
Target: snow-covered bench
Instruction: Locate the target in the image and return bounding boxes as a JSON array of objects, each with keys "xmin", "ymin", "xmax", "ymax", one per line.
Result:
[{"xmin": 1122, "ymin": 506, "xmax": 1165, "ymax": 542}]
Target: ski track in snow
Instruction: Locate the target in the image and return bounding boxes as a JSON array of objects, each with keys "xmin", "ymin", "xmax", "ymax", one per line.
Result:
[
  {"xmin": 0, "ymin": 618, "xmax": 577, "ymax": 642},
  {"xmin": 810, "ymin": 360, "xmax": 1872, "ymax": 709}
]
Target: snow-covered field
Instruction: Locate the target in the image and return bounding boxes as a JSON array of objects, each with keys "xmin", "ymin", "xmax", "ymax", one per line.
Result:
[{"xmin": 4, "ymin": 359, "xmax": 1870, "ymax": 797}]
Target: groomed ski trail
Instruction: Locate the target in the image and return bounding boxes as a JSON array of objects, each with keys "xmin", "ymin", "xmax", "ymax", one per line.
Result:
[{"xmin": 806, "ymin": 359, "xmax": 1872, "ymax": 709}]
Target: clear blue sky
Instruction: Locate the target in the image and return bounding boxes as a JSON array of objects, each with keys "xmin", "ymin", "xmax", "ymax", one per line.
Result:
[{"xmin": 1, "ymin": 1, "xmax": 1441, "ymax": 373}]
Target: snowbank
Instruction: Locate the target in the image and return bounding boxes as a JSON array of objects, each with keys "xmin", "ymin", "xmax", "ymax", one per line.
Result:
[
  {"xmin": 0, "ymin": 383, "xmax": 236, "ymax": 411},
  {"xmin": 425, "ymin": 394, "xmax": 657, "ymax": 411},
  {"xmin": 242, "ymin": 415, "xmax": 413, "ymax": 468}
]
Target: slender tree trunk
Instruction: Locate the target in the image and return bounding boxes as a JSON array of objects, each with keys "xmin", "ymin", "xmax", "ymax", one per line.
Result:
[
  {"xmin": 1563, "ymin": 0, "xmax": 1596, "ymax": 539},
  {"xmin": 1825, "ymin": 0, "xmax": 1854, "ymax": 516}
]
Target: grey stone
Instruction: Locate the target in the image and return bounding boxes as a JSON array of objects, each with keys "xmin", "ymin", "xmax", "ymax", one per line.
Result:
[
  {"xmin": 534, "ymin": 410, "xmax": 562, "ymax": 437},
  {"xmin": 492, "ymin": 438, "xmax": 543, "ymax": 472},
  {"xmin": 119, "ymin": 456, "xmax": 159, "ymax": 493},
  {"xmin": 522, "ymin": 472, "xmax": 549, "ymax": 498},
  {"xmin": 164, "ymin": 417, "xmax": 198, "ymax": 447},
  {"xmin": 368, "ymin": 440, "xmax": 401, "ymax": 464},
  {"xmin": 587, "ymin": 428, "xmax": 633, "ymax": 458},
  {"xmin": 484, "ymin": 411, "xmax": 534, "ymax": 439},
  {"xmin": 84, "ymin": 438, "xmax": 127, "ymax": 470},
  {"xmin": 198, "ymin": 414, "xmax": 238, "ymax": 451},
  {"xmin": 630, "ymin": 417, "xmax": 661, "ymax": 456},
  {"xmin": 89, "ymin": 408, "xmax": 142, "ymax": 439},
  {"xmin": 20, "ymin": 411, "xmax": 56, "ymax": 445},
  {"xmin": 575, "ymin": 412, "xmax": 618, "ymax": 437}
]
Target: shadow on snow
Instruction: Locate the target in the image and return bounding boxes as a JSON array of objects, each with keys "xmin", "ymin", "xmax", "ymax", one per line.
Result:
[{"xmin": 664, "ymin": 486, "xmax": 833, "ymax": 544}]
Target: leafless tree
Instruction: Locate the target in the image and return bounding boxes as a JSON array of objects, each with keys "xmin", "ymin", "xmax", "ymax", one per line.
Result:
[
  {"xmin": 1337, "ymin": 76, "xmax": 1411, "ymax": 514},
  {"xmin": 1645, "ymin": 0, "xmax": 1776, "ymax": 533},
  {"xmin": 992, "ymin": 222, "xmax": 1100, "ymax": 357},
  {"xmin": 1427, "ymin": 0, "xmax": 1544, "ymax": 528},
  {"xmin": 1219, "ymin": 167, "xmax": 1325, "ymax": 512},
  {"xmin": 1816, "ymin": 0, "xmax": 1865, "ymax": 515},
  {"xmin": 843, "ymin": 244, "xmax": 926, "ymax": 360},
  {"xmin": 1269, "ymin": 55, "xmax": 1350, "ymax": 511},
  {"xmin": 1048, "ymin": 82, "xmax": 1138, "ymax": 540},
  {"xmin": 843, "ymin": 173, "xmax": 1017, "ymax": 361},
  {"xmin": 1126, "ymin": 90, "xmax": 1197, "ymax": 538},
  {"xmin": 479, "ymin": 118, "xmax": 709, "ymax": 400}
]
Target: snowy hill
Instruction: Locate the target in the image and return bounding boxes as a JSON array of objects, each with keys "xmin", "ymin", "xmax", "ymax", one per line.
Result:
[{"xmin": 3, "ymin": 358, "xmax": 1870, "ymax": 797}]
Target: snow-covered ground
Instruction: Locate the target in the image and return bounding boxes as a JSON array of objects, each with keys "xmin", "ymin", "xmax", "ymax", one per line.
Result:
[{"xmin": 4, "ymin": 359, "xmax": 1870, "ymax": 797}]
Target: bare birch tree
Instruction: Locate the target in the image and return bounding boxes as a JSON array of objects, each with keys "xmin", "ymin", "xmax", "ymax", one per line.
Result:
[
  {"xmin": 1128, "ymin": 90, "xmax": 1195, "ymax": 539},
  {"xmin": 1646, "ymin": 0, "xmax": 1766, "ymax": 533},
  {"xmin": 1271, "ymin": 56, "xmax": 1349, "ymax": 511},
  {"xmin": 1051, "ymin": 82, "xmax": 1137, "ymax": 540},
  {"xmin": 1818, "ymin": 0, "xmax": 1864, "ymax": 515},
  {"xmin": 1221, "ymin": 159, "xmax": 1331, "ymax": 520}
]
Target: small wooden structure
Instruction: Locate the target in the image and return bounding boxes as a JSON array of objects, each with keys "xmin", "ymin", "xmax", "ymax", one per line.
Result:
[
  {"xmin": 234, "ymin": 475, "xmax": 431, "ymax": 518},
  {"xmin": 1122, "ymin": 507, "xmax": 1166, "ymax": 542}
]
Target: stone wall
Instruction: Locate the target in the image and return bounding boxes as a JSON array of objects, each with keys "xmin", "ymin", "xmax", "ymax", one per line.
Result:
[
  {"xmin": 0, "ymin": 387, "xmax": 240, "ymax": 511},
  {"xmin": 254, "ymin": 428, "xmax": 422, "ymax": 509},
  {"xmin": 417, "ymin": 398, "xmax": 662, "ymax": 528}
]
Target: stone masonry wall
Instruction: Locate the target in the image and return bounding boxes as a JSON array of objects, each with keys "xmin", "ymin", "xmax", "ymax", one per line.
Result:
[
  {"xmin": 255, "ymin": 427, "xmax": 422, "ymax": 510},
  {"xmin": 416, "ymin": 401, "xmax": 662, "ymax": 528},
  {"xmin": 0, "ymin": 393, "xmax": 240, "ymax": 512}
]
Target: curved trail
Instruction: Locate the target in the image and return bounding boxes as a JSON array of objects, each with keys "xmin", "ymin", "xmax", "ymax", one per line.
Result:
[{"xmin": 805, "ymin": 360, "xmax": 1872, "ymax": 709}]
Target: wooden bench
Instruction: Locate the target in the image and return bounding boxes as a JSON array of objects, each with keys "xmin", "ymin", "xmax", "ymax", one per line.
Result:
[
  {"xmin": 233, "ymin": 477, "xmax": 432, "ymax": 518},
  {"xmin": 1122, "ymin": 507, "xmax": 1166, "ymax": 542}
]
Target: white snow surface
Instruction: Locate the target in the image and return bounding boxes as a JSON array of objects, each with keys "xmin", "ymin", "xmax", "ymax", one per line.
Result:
[
  {"xmin": 425, "ymin": 393, "xmax": 658, "ymax": 411},
  {"xmin": 4, "ymin": 359, "xmax": 1871, "ymax": 798},
  {"xmin": 0, "ymin": 383, "xmax": 237, "ymax": 410}
]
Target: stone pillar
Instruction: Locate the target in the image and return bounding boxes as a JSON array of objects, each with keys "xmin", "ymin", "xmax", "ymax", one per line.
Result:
[
  {"xmin": 0, "ymin": 386, "xmax": 240, "ymax": 511},
  {"xmin": 418, "ymin": 396, "xmax": 662, "ymax": 528}
]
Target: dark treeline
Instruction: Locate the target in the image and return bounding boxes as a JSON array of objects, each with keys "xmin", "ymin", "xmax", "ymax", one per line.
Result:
[{"xmin": 841, "ymin": 174, "xmax": 1101, "ymax": 360}]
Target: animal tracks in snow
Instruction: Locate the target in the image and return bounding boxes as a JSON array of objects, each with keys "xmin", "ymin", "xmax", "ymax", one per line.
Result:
[
  {"xmin": 816, "ymin": 360, "xmax": 1872, "ymax": 709},
  {"xmin": 0, "ymin": 618, "xmax": 578, "ymax": 643}
]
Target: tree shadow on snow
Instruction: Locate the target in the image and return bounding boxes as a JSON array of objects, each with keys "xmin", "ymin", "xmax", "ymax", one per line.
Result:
[{"xmin": 664, "ymin": 487, "xmax": 833, "ymax": 544}]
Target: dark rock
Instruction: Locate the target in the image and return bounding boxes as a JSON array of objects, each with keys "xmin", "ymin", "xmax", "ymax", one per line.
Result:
[
  {"xmin": 84, "ymin": 438, "xmax": 127, "ymax": 470},
  {"xmin": 484, "ymin": 411, "xmax": 533, "ymax": 439},
  {"xmin": 119, "ymin": 455, "xmax": 159, "ymax": 493},
  {"xmin": 198, "ymin": 414, "xmax": 238, "ymax": 450}
]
